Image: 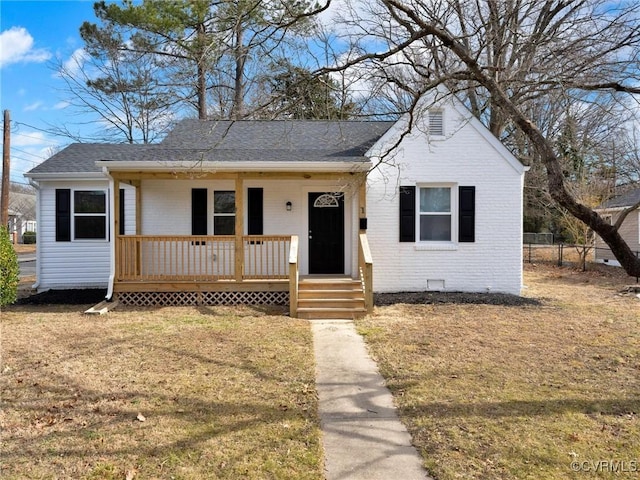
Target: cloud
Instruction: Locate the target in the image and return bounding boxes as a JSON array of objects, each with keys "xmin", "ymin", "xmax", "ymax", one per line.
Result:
[
  {"xmin": 24, "ymin": 101, "xmax": 44, "ymax": 112},
  {"xmin": 0, "ymin": 26, "xmax": 51, "ymax": 68},
  {"xmin": 53, "ymin": 101, "xmax": 70, "ymax": 110},
  {"xmin": 12, "ymin": 130, "xmax": 50, "ymax": 147},
  {"xmin": 60, "ymin": 48, "xmax": 88, "ymax": 77}
]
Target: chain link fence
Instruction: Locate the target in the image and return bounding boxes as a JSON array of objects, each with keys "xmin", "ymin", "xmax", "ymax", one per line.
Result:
[{"xmin": 523, "ymin": 243, "xmax": 639, "ymax": 281}]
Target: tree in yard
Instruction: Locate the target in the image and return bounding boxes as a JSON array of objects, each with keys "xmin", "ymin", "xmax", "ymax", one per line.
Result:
[
  {"xmin": 54, "ymin": 22, "xmax": 175, "ymax": 143},
  {"xmin": 323, "ymin": 0, "xmax": 640, "ymax": 276},
  {"xmin": 79, "ymin": 0, "xmax": 329, "ymax": 121},
  {"xmin": 256, "ymin": 59, "xmax": 356, "ymax": 119}
]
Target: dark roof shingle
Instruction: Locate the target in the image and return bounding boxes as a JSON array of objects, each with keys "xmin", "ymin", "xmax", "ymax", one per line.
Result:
[
  {"xmin": 27, "ymin": 120, "xmax": 394, "ymax": 175},
  {"xmin": 600, "ymin": 187, "xmax": 640, "ymax": 209}
]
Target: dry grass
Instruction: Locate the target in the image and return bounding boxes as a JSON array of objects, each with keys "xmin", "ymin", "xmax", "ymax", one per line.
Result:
[
  {"xmin": 358, "ymin": 264, "xmax": 640, "ymax": 480},
  {"xmin": 0, "ymin": 305, "xmax": 322, "ymax": 479}
]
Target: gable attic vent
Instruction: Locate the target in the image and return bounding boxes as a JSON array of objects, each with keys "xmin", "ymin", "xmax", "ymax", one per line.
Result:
[{"xmin": 428, "ymin": 110, "xmax": 444, "ymax": 136}]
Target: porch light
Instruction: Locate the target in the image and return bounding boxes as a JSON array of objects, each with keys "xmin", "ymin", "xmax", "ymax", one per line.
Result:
[{"xmin": 286, "ymin": 201, "xmax": 292, "ymax": 211}]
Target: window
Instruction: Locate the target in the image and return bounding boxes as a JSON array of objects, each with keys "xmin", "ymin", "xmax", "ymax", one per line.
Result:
[
  {"xmin": 74, "ymin": 190, "xmax": 107, "ymax": 239},
  {"xmin": 213, "ymin": 191, "xmax": 235, "ymax": 235},
  {"xmin": 419, "ymin": 187, "xmax": 451, "ymax": 241},
  {"xmin": 399, "ymin": 185, "xmax": 475, "ymax": 244},
  {"xmin": 429, "ymin": 110, "xmax": 444, "ymax": 136}
]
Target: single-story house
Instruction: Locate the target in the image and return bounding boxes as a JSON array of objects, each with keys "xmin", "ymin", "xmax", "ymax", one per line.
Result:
[
  {"xmin": 595, "ymin": 186, "xmax": 640, "ymax": 267},
  {"xmin": 25, "ymin": 94, "xmax": 528, "ymax": 318}
]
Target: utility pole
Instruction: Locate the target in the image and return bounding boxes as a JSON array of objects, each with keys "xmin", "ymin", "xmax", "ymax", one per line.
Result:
[{"xmin": 1, "ymin": 110, "xmax": 10, "ymax": 228}]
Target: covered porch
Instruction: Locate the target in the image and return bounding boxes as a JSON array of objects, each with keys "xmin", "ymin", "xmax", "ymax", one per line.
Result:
[{"xmin": 108, "ymin": 170, "xmax": 373, "ymax": 317}]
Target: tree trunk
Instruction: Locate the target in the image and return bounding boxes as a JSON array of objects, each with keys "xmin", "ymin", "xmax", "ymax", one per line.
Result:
[
  {"xmin": 197, "ymin": 22, "xmax": 207, "ymax": 120},
  {"xmin": 231, "ymin": 22, "xmax": 245, "ymax": 120},
  {"xmin": 418, "ymin": 16, "xmax": 640, "ymax": 277}
]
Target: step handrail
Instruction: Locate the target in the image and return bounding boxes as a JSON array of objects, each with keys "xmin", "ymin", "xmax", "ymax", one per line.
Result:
[
  {"xmin": 358, "ymin": 233, "xmax": 373, "ymax": 313},
  {"xmin": 289, "ymin": 235, "xmax": 299, "ymax": 317}
]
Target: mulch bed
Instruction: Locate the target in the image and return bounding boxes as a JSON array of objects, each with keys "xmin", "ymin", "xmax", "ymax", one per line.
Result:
[
  {"xmin": 16, "ymin": 289, "xmax": 107, "ymax": 305},
  {"xmin": 16, "ymin": 289, "xmax": 540, "ymax": 307},
  {"xmin": 375, "ymin": 291, "xmax": 541, "ymax": 306}
]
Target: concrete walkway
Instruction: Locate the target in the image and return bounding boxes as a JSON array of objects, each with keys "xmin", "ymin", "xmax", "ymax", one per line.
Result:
[{"xmin": 312, "ymin": 320, "xmax": 431, "ymax": 480}]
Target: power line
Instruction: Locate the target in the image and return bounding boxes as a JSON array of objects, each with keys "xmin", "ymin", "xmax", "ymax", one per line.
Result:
[
  {"xmin": 10, "ymin": 156, "xmax": 41, "ymax": 166},
  {"xmin": 11, "ymin": 147, "xmax": 46, "ymax": 159}
]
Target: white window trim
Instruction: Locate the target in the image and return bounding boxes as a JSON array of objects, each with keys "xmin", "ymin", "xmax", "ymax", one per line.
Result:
[
  {"xmin": 416, "ymin": 183, "xmax": 458, "ymax": 247},
  {"xmin": 72, "ymin": 189, "xmax": 108, "ymax": 242}
]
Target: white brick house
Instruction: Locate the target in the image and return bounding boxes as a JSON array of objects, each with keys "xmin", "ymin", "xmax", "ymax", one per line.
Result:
[{"xmin": 25, "ymin": 94, "xmax": 527, "ymax": 316}]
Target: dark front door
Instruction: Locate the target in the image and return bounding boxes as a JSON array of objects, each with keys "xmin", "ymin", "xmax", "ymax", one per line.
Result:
[{"xmin": 308, "ymin": 192, "xmax": 344, "ymax": 274}]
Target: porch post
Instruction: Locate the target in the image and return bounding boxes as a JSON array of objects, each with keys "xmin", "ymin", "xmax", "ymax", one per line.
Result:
[
  {"xmin": 131, "ymin": 180, "xmax": 141, "ymax": 235},
  {"xmin": 113, "ymin": 176, "xmax": 120, "ymax": 281},
  {"xmin": 358, "ymin": 172, "xmax": 367, "ymax": 232},
  {"xmin": 235, "ymin": 175, "xmax": 244, "ymax": 282},
  {"xmin": 132, "ymin": 180, "xmax": 141, "ymax": 275}
]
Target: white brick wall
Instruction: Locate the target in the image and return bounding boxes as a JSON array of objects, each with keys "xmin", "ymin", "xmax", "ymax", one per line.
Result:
[{"xmin": 366, "ymin": 100, "xmax": 526, "ymax": 295}]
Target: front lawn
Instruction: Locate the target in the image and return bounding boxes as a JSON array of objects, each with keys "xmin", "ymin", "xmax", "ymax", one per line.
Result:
[
  {"xmin": 358, "ymin": 264, "xmax": 640, "ymax": 479},
  {"xmin": 0, "ymin": 305, "xmax": 322, "ymax": 479}
]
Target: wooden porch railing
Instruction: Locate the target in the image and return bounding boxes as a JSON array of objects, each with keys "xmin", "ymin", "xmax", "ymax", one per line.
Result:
[
  {"xmin": 358, "ymin": 233, "xmax": 373, "ymax": 313},
  {"xmin": 117, "ymin": 235, "xmax": 291, "ymax": 282}
]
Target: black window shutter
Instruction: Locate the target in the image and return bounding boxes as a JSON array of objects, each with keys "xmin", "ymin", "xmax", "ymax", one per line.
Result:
[
  {"xmin": 55, "ymin": 189, "xmax": 71, "ymax": 242},
  {"xmin": 192, "ymin": 188, "xmax": 208, "ymax": 235},
  {"xmin": 459, "ymin": 186, "xmax": 475, "ymax": 242},
  {"xmin": 119, "ymin": 188, "xmax": 125, "ymax": 235},
  {"xmin": 247, "ymin": 188, "xmax": 263, "ymax": 235},
  {"xmin": 399, "ymin": 186, "xmax": 416, "ymax": 242}
]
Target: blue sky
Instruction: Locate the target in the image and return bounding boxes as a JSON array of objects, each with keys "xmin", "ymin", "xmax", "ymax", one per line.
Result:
[
  {"xmin": 0, "ymin": 0, "xmax": 353, "ymax": 185},
  {"xmin": 1, "ymin": 0, "xmax": 104, "ymax": 184}
]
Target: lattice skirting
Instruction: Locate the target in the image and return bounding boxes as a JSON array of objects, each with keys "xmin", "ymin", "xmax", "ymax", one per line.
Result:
[{"xmin": 117, "ymin": 290, "xmax": 289, "ymax": 307}]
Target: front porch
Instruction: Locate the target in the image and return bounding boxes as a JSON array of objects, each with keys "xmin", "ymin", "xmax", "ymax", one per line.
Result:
[
  {"xmin": 112, "ymin": 233, "xmax": 373, "ymax": 318},
  {"xmin": 109, "ymin": 172, "xmax": 373, "ymax": 317}
]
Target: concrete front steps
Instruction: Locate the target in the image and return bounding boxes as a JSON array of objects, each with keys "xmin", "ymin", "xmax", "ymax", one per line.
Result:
[{"xmin": 296, "ymin": 277, "xmax": 367, "ymax": 320}]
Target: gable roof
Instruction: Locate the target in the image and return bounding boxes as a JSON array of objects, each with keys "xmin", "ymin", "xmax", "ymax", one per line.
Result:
[
  {"xmin": 366, "ymin": 88, "xmax": 527, "ymax": 175},
  {"xmin": 26, "ymin": 120, "xmax": 395, "ymax": 178},
  {"xmin": 599, "ymin": 186, "xmax": 640, "ymax": 209}
]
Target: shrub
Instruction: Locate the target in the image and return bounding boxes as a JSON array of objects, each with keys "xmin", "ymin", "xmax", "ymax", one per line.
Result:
[
  {"xmin": 23, "ymin": 231, "xmax": 36, "ymax": 244},
  {"xmin": 0, "ymin": 226, "xmax": 19, "ymax": 306}
]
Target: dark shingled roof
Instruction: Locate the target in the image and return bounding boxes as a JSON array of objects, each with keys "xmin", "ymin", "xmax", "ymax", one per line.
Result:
[
  {"xmin": 27, "ymin": 144, "xmax": 157, "ymax": 174},
  {"xmin": 27, "ymin": 120, "xmax": 395, "ymax": 175},
  {"xmin": 600, "ymin": 187, "xmax": 640, "ymax": 209}
]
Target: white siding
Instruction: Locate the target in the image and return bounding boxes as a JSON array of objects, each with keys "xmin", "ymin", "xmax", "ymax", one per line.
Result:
[
  {"xmin": 36, "ymin": 181, "xmax": 136, "ymax": 291},
  {"xmin": 366, "ymin": 102, "xmax": 525, "ymax": 295},
  {"xmin": 140, "ymin": 178, "xmax": 356, "ymax": 276}
]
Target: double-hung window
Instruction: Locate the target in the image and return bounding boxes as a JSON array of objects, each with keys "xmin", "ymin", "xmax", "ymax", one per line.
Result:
[
  {"xmin": 419, "ymin": 187, "xmax": 452, "ymax": 241},
  {"xmin": 213, "ymin": 191, "xmax": 235, "ymax": 235},
  {"xmin": 74, "ymin": 190, "xmax": 107, "ymax": 240}
]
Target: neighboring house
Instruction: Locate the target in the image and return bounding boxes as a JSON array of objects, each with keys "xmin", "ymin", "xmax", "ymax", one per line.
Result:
[
  {"xmin": 7, "ymin": 191, "xmax": 37, "ymax": 243},
  {"xmin": 595, "ymin": 186, "xmax": 640, "ymax": 267},
  {"xmin": 25, "ymin": 94, "xmax": 528, "ymax": 318}
]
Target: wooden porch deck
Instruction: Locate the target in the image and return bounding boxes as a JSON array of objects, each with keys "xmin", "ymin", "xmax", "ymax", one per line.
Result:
[{"xmin": 112, "ymin": 233, "xmax": 373, "ymax": 317}]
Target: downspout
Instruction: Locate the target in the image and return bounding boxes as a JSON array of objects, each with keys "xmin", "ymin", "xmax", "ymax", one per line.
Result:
[
  {"xmin": 105, "ymin": 170, "xmax": 116, "ymax": 301},
  {"xmin": 27, "ymin": 178, "xmax": 41, "ymax": 291}
]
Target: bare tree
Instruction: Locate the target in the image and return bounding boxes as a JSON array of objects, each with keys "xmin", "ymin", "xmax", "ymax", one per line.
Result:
[
  {"xmin": 322, "ymin": 0, "xmax": 640, "ymax": 276},
  {"xmin": 53, "ymin": 29, "xmax": 176, "ymax": 143}
]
